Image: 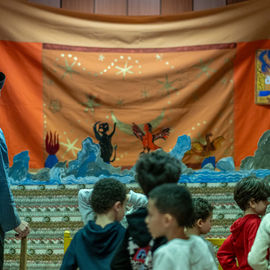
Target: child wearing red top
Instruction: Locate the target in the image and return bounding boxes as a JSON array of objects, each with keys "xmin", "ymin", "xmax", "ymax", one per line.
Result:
[{"xmin": 217, "ymin": 176, "xmax": 270, "ymax": 270}]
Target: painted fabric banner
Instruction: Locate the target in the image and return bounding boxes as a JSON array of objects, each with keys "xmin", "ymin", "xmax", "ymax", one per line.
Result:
[{"xmin": 0, "ymin": 0, "xmax": 270, "ymax": 168}]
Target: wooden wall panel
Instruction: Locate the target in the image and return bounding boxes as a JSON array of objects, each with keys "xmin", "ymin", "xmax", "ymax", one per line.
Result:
[
  {"xmin": 28, "ymin": 0, "xmax": 250, "ymax": 14},
  {"xmin": 95, "ymin": 0, "xmax": 127, "ymax": 15},
  {"xmin": 28, "ymin": 0, "xmax": 60, "ymax": 8},
  {"xmin": 161, "ymin": 0, "xmax": 192, "ymax": 15},
  {"xmin": 128, "ymin": 0, "xmax": 160, "ymax": 15},
  {"xmin": 193, "ymin": 0, "xmax": 226, "ymax": 11},
  {"xmin": 226, "ymin": 0, "xmax": 247, "ymax": 4},
  {"xmin": 62, "ymin": 0, "xmax": 94, "ymax": 13}
]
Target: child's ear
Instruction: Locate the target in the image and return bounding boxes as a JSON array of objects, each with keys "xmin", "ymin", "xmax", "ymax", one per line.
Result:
[
  {"xmin": 113, "ymin": 201, "xmax": 122, "ymax": 212},
  {"xmin": 163, "ymin": 213, "xmax": 173, "ymax": 227},
  {"xmin": 196, "ymin": 218, "xmax": 204, "ymax": 228},
  {"xmin": 249, "ymin": 198, "xmax": 256, "ymax": 209}
]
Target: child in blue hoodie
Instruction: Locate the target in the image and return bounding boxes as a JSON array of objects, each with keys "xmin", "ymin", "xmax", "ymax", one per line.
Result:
[{"xmin": 60, "ymin": 178, "xmax": 127, "ymax": 270}]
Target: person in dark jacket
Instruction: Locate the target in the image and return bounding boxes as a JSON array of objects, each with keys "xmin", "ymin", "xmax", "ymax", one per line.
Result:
[
  {"xmin": 111, "ymin": 149, "xmax": 182, "ymax": 270},
  {"xmin": 0, "ymin": 72, "xmax": 30, "ymax": 270},
  {"xmin": 60, "ymin": 178, "xmax": 127, "ymax": 270}
]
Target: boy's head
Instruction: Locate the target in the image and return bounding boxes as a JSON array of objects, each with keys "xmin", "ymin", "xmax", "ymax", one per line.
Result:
[
  {"xmin": 234, "ymin": 176, "xmax": 270, "ymax": 214},
  {"xmin": 91, "ymin": 178, "xmax": 127, "ymax": 221},
  {"xmin": 135, "ymin": 149, "xmax": 181, "ymax": 196},
  {"xmin": 191, "ymin": 198, "xmax": 213, "ymax": 235},
  {"xmin": 145, "ymin": 183, "xmax": 193, "ymax": 239}
]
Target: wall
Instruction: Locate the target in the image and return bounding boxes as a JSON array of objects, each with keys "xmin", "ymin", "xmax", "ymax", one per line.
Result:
[{"xmin": 28, "ymin": 0, "xmax": 247, "ymax": 14}]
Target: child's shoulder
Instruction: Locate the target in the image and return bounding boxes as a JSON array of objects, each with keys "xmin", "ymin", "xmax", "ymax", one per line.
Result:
[
  {"xmin": 229, "ymin": 214, "xmax": 261, "ymax": 236},
  {"xmin": 232, "ymin": 214, "xmax": 261, "ymax": 226},
  {"xmin": 244, "ymin": 214, "xmax": 261, "ymax": 226},
  {"xmin": 262, "ymin": 213, "xmax": 270, "ymax": 222},
  {"xmin": 189, "ymin": 235, "xmax": 208, "ymax": 245},
  {"xmin": 156, "ymin": 236, "xmax": 209, "ymax": 258},
  {"xmin": 258, "ymin": 213, "xmax": 270, "ymax": 229},
  {"xmin": 167, "ymin": 235, "xmax": 206, "ymax": 248}
]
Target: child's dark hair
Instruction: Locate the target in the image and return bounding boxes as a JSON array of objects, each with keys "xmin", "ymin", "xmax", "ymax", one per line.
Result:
[
  {"xmin": 191, "ymin": 198, "xmax": 213, "ymax": 226},
  {"xmin": 90, "ymin": 178, "xmax": 127, "ymax": 214},
  {"xmin": 148, "ymin": 183, "xmax": 194, "ymax": 227},
  {"xmin": 234, "ymin": 175, "xmax": 270, "ymax": 211},
  {"xmin": 135, "ymin": 149, "xmax": 181, "ymax": 196}
]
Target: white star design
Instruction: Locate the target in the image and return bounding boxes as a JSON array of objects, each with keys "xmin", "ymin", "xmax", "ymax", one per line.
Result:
[
  {"xmin": 156, "ymin": 54, "xmax": 163, "ymax": 61},
  {"xmin": 60, "ymin": 138, "xmax": 81, "ymax": 157},
  {"xmin": 115, "ymin": 62, "xmax": 134, "ymax": 79},
  {"xmin": 98, "ymin": 54, "xmax": 105, "ymax": 62}
]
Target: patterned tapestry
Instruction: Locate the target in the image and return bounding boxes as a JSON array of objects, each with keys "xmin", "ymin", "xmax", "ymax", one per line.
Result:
[
  {"xmin": 3, "ymin": 183, "xmax": 241, "ymax": 270},
  {"xmin": 0, "ymin": 0, "xmax": 270, "ymax": 169}
]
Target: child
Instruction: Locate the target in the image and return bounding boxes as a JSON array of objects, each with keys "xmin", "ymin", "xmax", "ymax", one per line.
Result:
[
  {"xmin": 111, "ymin": 149, "xmax": 182, "ymax": 270},
  {"xmin": 248, "ymin": 212, "xmax": 270, "ymax": 269},
  {"xmin": 78, "ymin": 188, "xmax": 147, "ymax": 227},
  {"xmin": 187, "ymin": 198, "xmax": 217, "ymax": 265},
  {"xmin": 60, "ymin": 178, "xmax": 127, "ymax": 270},
  {"xmin": 146, "ymin": 183, "xmax": 217, "ymax": 270},
  {"xmin": 217, "ymin": 176, "xmax": 270, "ymax": 270}
]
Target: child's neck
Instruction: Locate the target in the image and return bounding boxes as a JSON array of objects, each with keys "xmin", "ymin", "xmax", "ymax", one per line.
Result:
[
  {"xmin": 186, "ymin": 226, "xmax": 200, "ymax": 236},
  {"xmin": 244, "ymin": 208, "xmax": 258, "ymax": 216},
  {"xmin": 95, "ymin": 212, "xmax": 116, "ymax": 228},
  {"xmin": 166, "ymin": 225, "xmax": 189, "ymax": 241}
]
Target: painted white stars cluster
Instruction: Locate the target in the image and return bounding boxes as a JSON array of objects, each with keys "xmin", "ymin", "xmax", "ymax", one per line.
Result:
[
  {"xmin": 98, "ymin": 55, "xmax": 142, "ymax": 79},
  {"xmin": 155, "ymin": 54, "xmax": 175, "ymax": 70},
  {"xmin": 187, "ymin": 121, "xmax": 208, "ymax": 137},
  {"xmin": 98, "ymin": 54, "xmax": 105, "ymax": 62},
  {"xmin": 55, "ymin": 53, "xmax": 87, "ymax": 78},
  {"xmin": 55, "ymin": 53, "xmax": 177, "ymax": 80}
]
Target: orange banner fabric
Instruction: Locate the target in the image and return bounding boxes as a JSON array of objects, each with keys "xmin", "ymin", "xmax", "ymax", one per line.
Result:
[
  {"xmin": 0, "ymin": 0, "xmax": 270, "ymax": 168},
  {"xmin": 234, "ymin": 40, "xmax": 270, "ymax": 165},
  {"xmin": 42, "ymin": 44, "xmax": 235, "ymax": 167},
  {"xmin": 0, "ymin": 41, "xmax": 44, "ymax": 168}
]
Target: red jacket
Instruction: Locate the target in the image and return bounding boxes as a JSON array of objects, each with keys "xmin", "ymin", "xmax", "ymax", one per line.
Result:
[{"xmin": 217, "ymin": 214, "xmax": 261, "ymax": 270}]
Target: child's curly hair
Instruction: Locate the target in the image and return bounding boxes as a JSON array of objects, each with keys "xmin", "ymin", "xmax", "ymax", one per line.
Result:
[
  {"xmin": 190, "ymin": 198, "xmax": 213, "ymax": 226},
  {"xmin": 135, "ymin": 149, "xmax": 181, "ymax": 196},
  {"xmin": 90, "ymin": 178, "xmax": 127, "ymax": 214}
]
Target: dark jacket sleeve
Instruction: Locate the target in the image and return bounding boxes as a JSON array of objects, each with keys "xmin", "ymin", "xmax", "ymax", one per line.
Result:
[
  {"xmin": 111, "ymin": 229, "xmax": 132, "ymax": 270},
  {"xmin": 60, "ymin": 236, "xmax": 78, "ymax": 270},
  {"xmin": 0, "ymin": 129, "xmax": 21, "ymax": 232},
  {"xmin": 217, "ymin": 234, "xmax": 238, "ymax": 270}
]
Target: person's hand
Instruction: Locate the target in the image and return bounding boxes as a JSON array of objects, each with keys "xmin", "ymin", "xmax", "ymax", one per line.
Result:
[{"xmin": 14, "ymin": 220, "xmax": 30, "ymax": 239}]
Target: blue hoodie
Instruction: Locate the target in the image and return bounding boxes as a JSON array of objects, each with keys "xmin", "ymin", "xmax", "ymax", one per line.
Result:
[{"xmin": 60, "ymin": 220, "xmax": 125, "ymax": 270}]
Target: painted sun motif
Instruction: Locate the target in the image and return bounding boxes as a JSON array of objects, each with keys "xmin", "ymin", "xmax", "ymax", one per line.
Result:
[
  {"xmin": 55, "ymin": 54, "xmax": 81, "ymax": 79},
  {"xmin": 115, "ymin": 61, "xmax": 134, "ymax": 79},
  {"xmin": 60, "ymin": 137, "xmax": 81, "ymax": 158}
]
